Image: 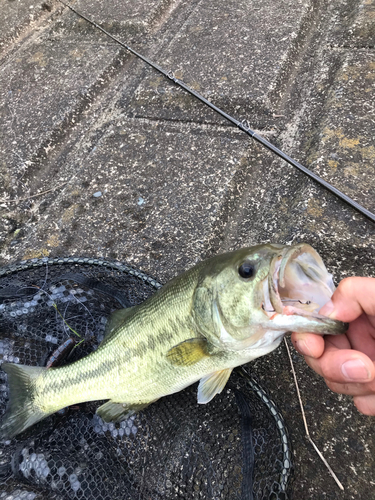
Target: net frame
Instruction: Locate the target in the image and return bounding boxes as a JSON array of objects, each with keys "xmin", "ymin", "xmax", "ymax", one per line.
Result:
[{"xmin": 0, "ymin": 257, "xmax": 293, "ymax": 500}]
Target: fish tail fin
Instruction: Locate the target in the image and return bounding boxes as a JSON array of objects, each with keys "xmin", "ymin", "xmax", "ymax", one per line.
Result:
[{"xmin": 0, "ymin": 363, "xmax": 47, "ymax": 439}]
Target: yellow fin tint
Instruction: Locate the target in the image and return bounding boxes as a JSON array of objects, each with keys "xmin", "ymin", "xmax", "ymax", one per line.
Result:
[
  {"xmin": 197, "ymin": 368, "xmax": 232, "ymax": 404},
  {"xmin": 96, "ymin": 400, "xmax": 153, "ymax": 422},
  {"xmin": 166, "ymin": 338, "xmax": 209, "ymax": 366}
]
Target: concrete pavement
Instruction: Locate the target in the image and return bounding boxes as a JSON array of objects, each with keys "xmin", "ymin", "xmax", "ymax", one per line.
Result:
[{"xmin": 0, "ymin": 0, "xmax": 374, "ymax": 498}]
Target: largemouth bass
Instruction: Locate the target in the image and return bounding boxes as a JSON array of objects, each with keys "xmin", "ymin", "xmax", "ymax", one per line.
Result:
[{"xmin": 0, "ymin": 243, "xmax": 347, "ymax": 438}]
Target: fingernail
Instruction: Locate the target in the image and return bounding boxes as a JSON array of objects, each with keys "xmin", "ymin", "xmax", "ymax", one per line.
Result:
[
  {"xmin": 295, "ymin": 339, "xmax": 313, "ymax": 357},
  {"xmin": 319, "ymin": 300, "xmax": 335, "ymax": 318},
  {"xmin": 341, "ymin": 359, "xmax": 371, "ymax": 381}
]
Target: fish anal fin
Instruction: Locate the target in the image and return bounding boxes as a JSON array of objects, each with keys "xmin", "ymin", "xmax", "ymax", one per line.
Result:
[
  {"xmin": 197, "ymin": 368, "xmax": 232, "ymax": 404},
  {"xmin": 102, "ymin": 307, "xmax": 135, "ymax": 344},
  {"xmin": 166, "ymin": 338, "xmax": 210, "ymax": 367},
  {"xmin": 96, "ymin": 400, "xmax": 154, "ymax": 422}
]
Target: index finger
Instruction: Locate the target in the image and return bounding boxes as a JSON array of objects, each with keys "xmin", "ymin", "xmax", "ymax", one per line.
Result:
[{"xmin": 320, "ymin": 277, "xmax": 375, "ymax": 323}]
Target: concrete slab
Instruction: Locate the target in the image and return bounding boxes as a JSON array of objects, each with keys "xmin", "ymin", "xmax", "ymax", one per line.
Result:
[
  {"xmin": 3, "ymin": 118, "xmax": 251, "ymax": 282},
  {"xmin": 351, "ymin": 0, "xmax": 375, "ymax": 47},
  {"xmin": 313, "ymin": 51, "xmax": 375, "ymax": 211},
  {"xmin": 221, "ymin": 0, "xmax": 375, "ymax": 262},
  {"xmin": 127, "ymin": 0, "xmax": 316, "ymax": 126},
  {"xmin": 0, "ymin": 0, "xmax": 52, "ymax": 52},
  {"xmin": 47, "ymin": 0, "xmax": 180, "ymax": 42},
  {"xmin": 0, "ymin": 32, "xmax": 122, "ymax": 189},
  {"xmin": 329, "ymin": 0, "xmax": 375, "ymax": 47},
  {"xmin": 75, "ymin": 0, "xmax": 176, "ymax": 33}
]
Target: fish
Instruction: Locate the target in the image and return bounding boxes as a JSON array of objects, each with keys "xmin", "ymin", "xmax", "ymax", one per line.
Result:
[{"xmin": 0, "ymin": 243, "xmax": 347, "ymax": 439}]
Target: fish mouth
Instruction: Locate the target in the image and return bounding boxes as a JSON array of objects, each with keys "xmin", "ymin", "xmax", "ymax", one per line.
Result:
[{"xmin": 263, "ymin": 244, "xmax": 347, "ymax": 335}]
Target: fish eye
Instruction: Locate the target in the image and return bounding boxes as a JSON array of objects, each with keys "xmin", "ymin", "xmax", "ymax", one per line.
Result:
[{"xmin": 238, "ymin": 260, "xmax": 256, "ymax": 280}]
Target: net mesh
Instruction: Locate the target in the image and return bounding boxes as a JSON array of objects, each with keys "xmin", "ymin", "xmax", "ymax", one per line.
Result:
[{"xmin": 0, "ymin": 257, "xmax": 293, "ymax": 500}]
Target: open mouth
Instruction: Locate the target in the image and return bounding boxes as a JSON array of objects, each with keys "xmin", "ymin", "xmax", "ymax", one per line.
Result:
[{"xmin": 263, "ymin": 244, "xmax": 335, "ymax": 320}]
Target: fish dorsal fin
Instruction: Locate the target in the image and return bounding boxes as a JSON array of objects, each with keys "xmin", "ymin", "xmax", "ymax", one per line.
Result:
[
  {"xmin": 102, "ymin": 307, "xmax": 135, "ymax": 344},
  {"xmin": 197, "ymin": 368, "xmax": 232, "ymax": 404},
  {"xmin": 96, "ymin": 400, "xmax": 154, "ymax": 422},
  {"xmin": 166, "ymin": 338, "xmax": 210, "ymax": 366}
]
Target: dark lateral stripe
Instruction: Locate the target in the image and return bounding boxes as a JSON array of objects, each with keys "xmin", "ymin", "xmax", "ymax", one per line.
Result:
[
  {"xmin": 40, "ymin": 317, "xmax": 194, "ymax": 397},
  {"xmin": 146, "ymin": 335, "xmax": 156, "ymax": 351},
  {"xmin": 41, "ymin": 359, "xmax": 116, "ymax": 396},
  {"xmin": 131, "ymin": 341, "xmax": 148, "ymax": 358}
]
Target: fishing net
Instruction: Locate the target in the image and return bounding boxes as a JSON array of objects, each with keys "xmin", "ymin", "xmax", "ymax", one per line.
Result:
[{"xmin": 0, "ymin": 257, "xmax": 293, "ymax": 500}]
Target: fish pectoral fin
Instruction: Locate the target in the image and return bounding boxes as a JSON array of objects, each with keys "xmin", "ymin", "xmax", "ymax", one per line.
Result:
[
  {"xmin": 102, "ymin": 307, "xmax": 135, "ymax": 344},
  {"xmin": 166, "ymin": 338, "xmax": 210, "ymax": 367},
  {"xmin": 197, "ymin": 368, "xmax": 233, "ymax": 404},
  {"xmin": 96, "ymin": 400, "xmax": 154, "ymax": 422}
]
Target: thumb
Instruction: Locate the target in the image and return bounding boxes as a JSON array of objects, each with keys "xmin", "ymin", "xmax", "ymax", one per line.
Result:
[{"xmin": 320, "ymin": 277, "xmax": 375, "ymax": 323}]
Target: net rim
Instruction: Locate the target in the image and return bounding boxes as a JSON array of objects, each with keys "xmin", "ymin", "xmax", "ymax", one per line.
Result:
[
  {"xmin": 0, "ymin": 256, "xmax": 293, "ymax": 497},
  {"xmin": 0, "ymin": 256, "xmax": 163, "ymax": 290}
]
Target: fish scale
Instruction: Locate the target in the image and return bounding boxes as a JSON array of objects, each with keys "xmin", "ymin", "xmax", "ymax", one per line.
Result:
[{"xmin": 0, "ymin": 244, "xmax": 347, "ymax": 438}]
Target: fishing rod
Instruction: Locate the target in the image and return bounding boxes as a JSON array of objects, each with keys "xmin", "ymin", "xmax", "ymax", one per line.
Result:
[{"xmin": 58, "ymin": 0, "xmax": 375, "ymax": 224}]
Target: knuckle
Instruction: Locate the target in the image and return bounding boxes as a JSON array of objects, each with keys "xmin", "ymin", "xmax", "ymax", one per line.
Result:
[
  {"xmin": 325, "ymin": 379, "xmax": 338, "ymax": 392},
  {"xmin": 325, "ymin": 379, "xmax": 351, "ymax": 394},
  {"xmin": 353, "ymin": 395, "xmax": 375, "ymax": 416},
  {"xmin": 337, "ymin": 277, "xmax": 353, "ymax": 295}
]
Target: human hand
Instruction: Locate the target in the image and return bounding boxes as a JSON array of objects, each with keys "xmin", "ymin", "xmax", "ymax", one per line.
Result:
[{"xmin": 291, "ymin": 277, "xmax": 375, "ymax": 416}]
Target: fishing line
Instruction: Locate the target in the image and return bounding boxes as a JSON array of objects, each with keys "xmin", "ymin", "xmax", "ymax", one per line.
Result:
[{"xmin": 58, "ymin": 0, "xmax": 375, "ymax": 224}]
